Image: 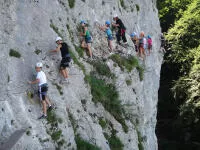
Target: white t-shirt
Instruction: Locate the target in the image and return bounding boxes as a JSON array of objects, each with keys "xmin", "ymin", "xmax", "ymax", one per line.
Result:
[{"xmin": 36, "ymin": 71, "xmax": 47, "ymax": 86}]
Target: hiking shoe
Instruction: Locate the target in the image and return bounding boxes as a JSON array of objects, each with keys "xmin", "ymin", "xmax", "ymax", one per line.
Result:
[
  {"xmin": 38, "ymin": 114, "xmax": 47, "ymax": 119},
  {"xmin": 47, "ymin": 105, "xmax": 53, "ymax": 111},
  {"xmin": 63, "ymin": 78, "xmax": 69, "ymax": 83}
]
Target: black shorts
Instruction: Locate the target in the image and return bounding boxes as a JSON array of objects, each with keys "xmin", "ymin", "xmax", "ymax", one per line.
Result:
[
  {"xmin": 60, "ymin": 57, "xmax": 71, "ymax": 70},
  {"xmin": 38, "ymin": 84, "xmax": 48, "ymax": 101}
]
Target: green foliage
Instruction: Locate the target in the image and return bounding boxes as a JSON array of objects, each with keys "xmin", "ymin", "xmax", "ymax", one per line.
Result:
[
  {"xmin": 99, "ymin": 118, "xmax": 107, "ymax": 129},
  {"xmin": 9, "ymin": 49, "xmax": 21, "ymax": 58},
  {"xmin": 51, "ymin": 130, "xmax": 62, "ymax": 141},
  {"xmin": 68, "ymin": 0, "xmax": 75, "ymax": 8},
  {"xmin": 75, "ymin": 136, "xmax": 100, "ymax": 150},
  {"xmin": 157, "ymin": 0, "xmax": 192, "ymax": 31},
  {"xmin": 119, "ymin": 0, "xmax": 126, "ymax": 9},
  {"xmin": 158, "ymin": 0, "xmax": 200, "ymax": 148},
  {"xmin": 46, "ymin": 111, "xmax": 66, "ymax": 148},
  {"xmin": 34, "ymin": 49, "xmax": 42, "ymax": 55},
  {"xmin": 110, "ymin": 54, "xmax": 144, "ymax": 80},
  {"xmin": 53, "ymin": 83, "xmax": 63, "ymax": 95},
  {"xmin": 74, "ymin": 45, "xmax": 84, "ymax": 58},
  {"xmin": 86, "ymin": 73, "xmax": 128, "ymax": 132},
  {"xmin": 50, "ymin": 20, "xmax": 63, "ymax": 38},
  {"xmin": 137, "ymin": 130, "xmax": 144, "ymax": 150},
  {"xmin": 108, "ymin": 130, "xmax": 124, "ymax": 150},
  {"xmin": 136, "ymin": 4, "xmax": 140, "ymax": 12},
  {"xmin": 27, "ymin": 91, "xmax": 34, "ymax": 99},
  {"xmin": 26, "ymin": 130, "xmax": 31, "ymax": 136},
  {"xmin": 90, "ymin": 61, "xmax": 115, "ymax": 78},
  {"xmin": 126, "ymin": 79, "xmax": 132, "ymax": 86}
]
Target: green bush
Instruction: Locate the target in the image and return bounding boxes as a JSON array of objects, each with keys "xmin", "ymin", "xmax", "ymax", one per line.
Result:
[
  {"xmin": 75, "ymin": 136, "xmax": 100, "ymax": 150},
  {"xmin": 34, "ymin": 49, "xmax": 42, "ymax": 55},
  {"xmin": 99, "ymin": 118, "xmax": 107, "ymax": 129},
  {"xmin": 110, "ymin": 54, "xmax": 144, "ymax": 80},
  {"xmin": 90, "ymin": 61, "xmax": 115, "ymax": 78},
  {"xmin": 136, "ymin": 4, "xmax": 140, "ymax": 12},
  {"xmin": 108, "ymin": 134, "xmax": 124, "ymax": 150},
  {"xmin": 126, "ymin": 79, "xmax": 132, "ymax": 86},
  {"xmin": 120, "ymin": 0, "xmax": 126, "ymax": 9},
  {"xmin": 9, "ymin": 49, "xmax": 21, "ymax": 58},
  {"xmin": 74, "ymin": 45, "xmax": 84, "ymax": 58},
  {"xmin": 68, "ymin": 0, "xmax": 75, "ymax": 8},
  {"xmin": 86, "ymin": 74, "xmax": 128, "ymax": 132}
]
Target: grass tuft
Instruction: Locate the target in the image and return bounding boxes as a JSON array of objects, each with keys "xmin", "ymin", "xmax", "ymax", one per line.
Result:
[
  {"xmin": 9, "ymin": 49, "xmax": 21, "ymax": 58},
  {"xmin": 68, "ymin": 0, "xmax": 75, "ymax": 8},
  {"xmin": 110, "ymin": 54, "xmax": 144, "ymax": 81},
  {"xmin": 76, "ymin": 136, "xmax": 101, "ymax": 150}
]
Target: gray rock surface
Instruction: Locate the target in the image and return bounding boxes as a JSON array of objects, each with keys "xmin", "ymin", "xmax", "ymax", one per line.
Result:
[{"xmin": 0, "ymin": 0, "xmax": 162, "ymax": 150}]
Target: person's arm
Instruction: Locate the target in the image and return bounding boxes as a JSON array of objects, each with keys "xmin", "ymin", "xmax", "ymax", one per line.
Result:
[
  {"xmin": 99, "ymin": 25, "xmax": 107, "ymax": 31},
  {"xmin": 80, "ymin": 27, "xmax": 87, "ymax": 36},
  {"xmin": 112, "ymin": 22, "xmax": 119, "ymax": 27},
  {"xmin": 50, "ymin": 44, "xmax": 62, "ymax": 52},
  {"xmin": 28, "ymin": 79, "xmax": 39, "ymax": 84}
]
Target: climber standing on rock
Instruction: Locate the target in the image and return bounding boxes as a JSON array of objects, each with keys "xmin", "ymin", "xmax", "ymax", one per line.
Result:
[
  {"xmin": 98, "ymin": 20, "xmax": 113, "ymax": 53},
  {"xmin": 50, "ymin": 37, "xmax": 71, "ymax": 83},
  {"xmin": 112, "ymin": 14, "xmax": 127, "ymax": 45},
  {"xmin": 79, "ymin": 20, "xmax": 93, "ymax": 58},
  {"xmin": 28, "ymin": 62, "xmax": 52, "ymax": 119}
]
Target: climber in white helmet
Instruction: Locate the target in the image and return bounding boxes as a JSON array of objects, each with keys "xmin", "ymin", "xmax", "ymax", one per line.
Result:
[
  {"xmin": 112, "ymin": 14, "xmax": 127, "ymax": 45},
  {"xmin": 50, "ymin": 37, "xmax": 71, "ymax": 83},
  {"xmin": 28, "ymin": 62, "xmax": 52, "ymax": 119}
]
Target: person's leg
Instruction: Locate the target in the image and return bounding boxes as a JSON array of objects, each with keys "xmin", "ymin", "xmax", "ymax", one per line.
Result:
[
  {"xmin": 122, "ymin": 31, "xmax": 127, "ymax": 43},
  {"xmin": 87, "ymin": 43, "xmax": 92, "ymax": 58},
  {"xmin": 116, "ymin": 31, "xmax": 121, "ymax": 44},
  {"xmin": 108, "ymin": 40, "xmax": 113, "ymax": 52},
  {"xmin": 41, "ymin": 99, "xmax": 47, "ymax": 116},
  {"xmin": 81, "ymin": 40, "xmax": 87, "ymax": 49}
]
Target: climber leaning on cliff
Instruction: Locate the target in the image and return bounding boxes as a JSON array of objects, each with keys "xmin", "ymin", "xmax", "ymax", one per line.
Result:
[
  {"xmin": 28, "ymin": 62, "xmax": 52, "ymax": 119},
  {"xmin": 79, "ymin": 20, "xmax": 93, "ymax": 58},
  {"xmin": 98, "ymin": 20, "xmax": 113, "ymax": 53},
  {"xmin": 50, "ymin": 37, "xmax": 71, "ymax": 83},
  {"xmin": 112, "ymin": 14, "xmax": 127, "ymax": 45}
]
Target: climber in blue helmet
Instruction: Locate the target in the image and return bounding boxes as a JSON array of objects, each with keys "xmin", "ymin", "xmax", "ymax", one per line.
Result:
[
  {"xmin": 79, "ymin": 20, "xmax": 93, "ymax": 58},
  {"xmin": 98, "ymin": 20, "xmax": 113, "ymax": 53},
  {"xmin": 130, "ymin": 32, "xmax": 139, "ymax": 54}
]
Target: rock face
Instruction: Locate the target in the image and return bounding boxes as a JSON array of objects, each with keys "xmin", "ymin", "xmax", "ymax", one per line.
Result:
[{"xmin": 0, "ymin": 0, "xmax": 162, "ymax": 150}]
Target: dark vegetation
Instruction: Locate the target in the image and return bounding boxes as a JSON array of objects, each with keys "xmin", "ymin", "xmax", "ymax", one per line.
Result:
[{"xmin": 157, "ymin": 1, "xmax": 200, "ymax": 150}]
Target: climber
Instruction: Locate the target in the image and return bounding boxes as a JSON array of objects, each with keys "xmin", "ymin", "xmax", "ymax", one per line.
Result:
[
  {"xmin": 143, "ymin": 36, "xmax": 147, "ymax": 53},
  {"xmin": 79, "ymin": 20, "xmax": 93, "ymax": 58},
  {"xmin": 138, "ymin": 31, "xmax": 146, "ymax": 59},
  {"xmin": 98, "ymin": 20, "xmax": 113, "ymax": 52},
  {"xmin": 130, "ymin": 32, "xmax": 139, "ymax": 54},
  {"xmin": 28, "ymin": 62, "xmax": 52, "ymax": 119},
  {"xmin": 50, "ymin": 37, "xmax": 71, "ymax": 83},
  {"xmin": 112, "ymin": 14, "xmax": 127, "ymax": 45},
  {"xmin": 147, "ymin": 35, "xmax": 152, "ymax": 55}
]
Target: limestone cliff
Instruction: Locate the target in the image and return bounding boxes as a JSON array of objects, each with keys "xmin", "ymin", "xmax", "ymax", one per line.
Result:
[{"xmin": 0, "ymin": 0, "xmax": 162, "ymax": 150}]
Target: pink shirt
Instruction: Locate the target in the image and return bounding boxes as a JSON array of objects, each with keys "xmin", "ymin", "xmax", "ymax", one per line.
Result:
[{"xmin": 148, "ymin": 38, "xmax": 152, "ymax": 45}]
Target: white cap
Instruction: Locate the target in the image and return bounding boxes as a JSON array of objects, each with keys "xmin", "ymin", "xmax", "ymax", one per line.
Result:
[
  {"xmin": 36, "ymin": 62, "xmax": 43, "ymax": 68},
  {"xmin": 113, "ymin": 14, "xmax": 118, "ymax": 18},
  {"xmin": 56, "ymin": 37, "xmax": 62, "ymax": 42}
]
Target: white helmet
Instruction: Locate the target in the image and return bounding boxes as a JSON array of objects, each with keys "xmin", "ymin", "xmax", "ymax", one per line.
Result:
[
  {"xmin": 36, "ymin": 62, "xmax": 43, "ymax": 68},
  {"xmin": 56, "ymin": 37, "xmax": 62, "ymax": 42},
  {"xmin": 113, "ymin": 14, "xmax": 118, "ymax": 18}
]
